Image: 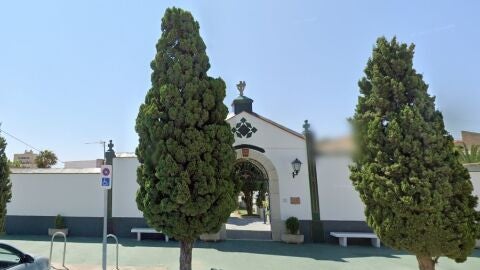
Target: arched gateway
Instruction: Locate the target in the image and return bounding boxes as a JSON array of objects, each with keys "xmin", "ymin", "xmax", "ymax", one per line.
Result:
[
  {"xmin": 226, "ymin": 82, "xmax": 318, "ymax": 241},
  {"xmin": 233, "ymin": 149, "xmax": 282, "ymax": 240}
]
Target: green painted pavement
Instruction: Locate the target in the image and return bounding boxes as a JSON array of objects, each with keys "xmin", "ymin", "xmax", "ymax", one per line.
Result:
[{"xmin": 1, "ymin": 236, "xmax": 479, "ymax": 270}]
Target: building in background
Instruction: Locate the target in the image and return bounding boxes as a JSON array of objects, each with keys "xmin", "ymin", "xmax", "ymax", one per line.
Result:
[
  {"xmin": 64, "ymin": 159, "xmax": 104, "ymax": 169},
  {"xmin": 13, "ymin": 150, "xmax": 38, "ymax": 168},
  {"xmin": 317, "ymin": 130, "xmax": 480, "ymax": 153},
  {"xmin": 455, "ymin": 131, "xmax": 480, "ymax": 149},
  {"xmin": 316, "ymin": 136, "xmax": 353, "ymax": 156}
]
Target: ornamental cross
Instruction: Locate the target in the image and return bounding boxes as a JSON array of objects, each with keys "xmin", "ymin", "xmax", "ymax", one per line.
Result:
[
  {"xmin": 303, "ymin": 120, "xmax": 310, "ymax": 131},
  {"xmin": 237, "ymin": 81, "xmax": 246, "ymax": 96}
]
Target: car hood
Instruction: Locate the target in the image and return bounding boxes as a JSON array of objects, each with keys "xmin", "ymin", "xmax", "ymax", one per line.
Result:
[{"xmin": 31, "ymin": 254, "xmax": 49, "ymax": 270}]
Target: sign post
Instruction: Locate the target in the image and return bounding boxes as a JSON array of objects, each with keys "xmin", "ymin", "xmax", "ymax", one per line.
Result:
[{"xmin": 100, "ymin": 165, "xmax": 112, "ymax": 270}]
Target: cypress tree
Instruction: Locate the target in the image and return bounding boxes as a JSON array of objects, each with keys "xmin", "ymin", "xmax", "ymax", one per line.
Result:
[
  {"xmin": 350, "ymin": 37, "xmax": 480, "ymax": 270},
  {"xmin": 135, "ymin": 7, "xmax": 236, "ymax": 270},
  {"xmin": 0, "ymin": 135, "xmax": 12, "ymax": 233}
]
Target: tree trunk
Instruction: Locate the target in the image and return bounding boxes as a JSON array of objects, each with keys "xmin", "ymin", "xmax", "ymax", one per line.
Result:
[
  {"xmin": 416, "ymin": 255, "xmax": 435, "ymax": 270},
  {"xmin": 180, "ymin": 240, "xmax": 193, "ymax": 270}
]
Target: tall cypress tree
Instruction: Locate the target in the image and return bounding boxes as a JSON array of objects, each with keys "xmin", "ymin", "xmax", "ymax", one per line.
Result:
[
  {"xmin": 135, "ymin": 7, "xmax": 236, "ymax": 270},
  {"xmin": 0, "ymin": 135, "xmax": 12, "ymax": 234},
  {"xmin": 350, "ymin": 37, "xmax": 480, "ymax": 270}
]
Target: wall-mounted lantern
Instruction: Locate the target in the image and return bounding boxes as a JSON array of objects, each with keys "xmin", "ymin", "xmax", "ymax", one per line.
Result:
[{"xmin": 291, "ymin": 158, "xmax": 302, "ymax": 178}]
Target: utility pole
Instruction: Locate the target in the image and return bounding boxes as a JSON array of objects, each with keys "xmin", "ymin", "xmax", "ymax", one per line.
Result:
[
  {"xmin": 85, "ymin": 140, "xmax": 107, "ymax": 270},
  {"xmin": 104, "ymin": 141, "xmax": 115, "ymax": 270}
]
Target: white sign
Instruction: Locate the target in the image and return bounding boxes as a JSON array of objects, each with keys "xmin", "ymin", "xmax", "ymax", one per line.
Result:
[{"xmin": 100, "ymin": 165, "xmax": 112, "ymax": 189}]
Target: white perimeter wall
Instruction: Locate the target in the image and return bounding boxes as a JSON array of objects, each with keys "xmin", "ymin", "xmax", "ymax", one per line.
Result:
[
  {"xmin": 8, "ymin": 157, "xmax": 479, "ymax": 222},
  {"xmin": 317, "ymin": 158, "xmax": 480, "ymax": 221},
  {"xmin": 469, "ymin": 167, "xmax": 480, "ymax": 211},
  {"xmin": 8, "ymin": 172, "xmax": 103, "ymax": 217},
  {"xmin": 112, "ymin": 158, "xmax": 480, "ymax": 221},
  {"xmin": 317, "ymin": 155, "xmax": 365, "ymax": 221},
  {"xmin": 112, "ymin": 157, "xmax": 143, "ymax": 218},
  {"xmin": 111, "ymin": 152, "xmax": 314, "ymax": 221}
]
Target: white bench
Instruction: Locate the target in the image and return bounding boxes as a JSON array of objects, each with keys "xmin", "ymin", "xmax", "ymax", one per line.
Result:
[
  {"xmin": 330, "ymin": 232, "xmax": 380, "ymax": 248},
  {"xmin": 131, "ymin": 228, "xmax": 169, "ymax": 242}
]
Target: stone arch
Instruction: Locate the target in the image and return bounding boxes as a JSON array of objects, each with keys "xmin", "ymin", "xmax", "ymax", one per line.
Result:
[{"xmin": 235, "ymin": 149, "xmax": 282, "ymax": 241}]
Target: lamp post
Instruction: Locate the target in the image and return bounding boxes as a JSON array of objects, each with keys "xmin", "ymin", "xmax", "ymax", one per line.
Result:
[{"xmin": 291, "ymin": 158, "xmax": 302, "ymax": 178}]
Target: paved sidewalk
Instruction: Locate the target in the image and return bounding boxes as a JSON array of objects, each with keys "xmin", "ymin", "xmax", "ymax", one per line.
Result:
[
  {"xmin": 50, "ymin": 265, "xmax": 166, "ymax": 270},
  {"xmin": 226, "ymin": 216, "xmax": 270, "ymax": 231},
  {"xmin": 1, "ymin": 236, "xmax": 479, "ymax": 270},
  {"xmin": 226, "ymin": 216, "xmax": 271, "ymax": 240}
]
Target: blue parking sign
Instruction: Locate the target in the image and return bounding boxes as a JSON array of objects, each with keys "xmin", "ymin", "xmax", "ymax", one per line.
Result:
[
  {"xmin": 102, "ymin": 177, "xmax": 110, "ymax": 187},
  {"xmin": 100, "ymin": 165, "xmax": 112, "ymax": 189}
]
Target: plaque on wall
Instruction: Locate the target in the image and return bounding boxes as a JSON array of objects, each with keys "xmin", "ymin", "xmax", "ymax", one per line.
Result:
[
  {"xmin": 242, "ymin": 148, "xmax": 249, "ymax": 157},
  {"xmin": 290, "ymin": 197, "xmax": 301, "ymax": 205}
]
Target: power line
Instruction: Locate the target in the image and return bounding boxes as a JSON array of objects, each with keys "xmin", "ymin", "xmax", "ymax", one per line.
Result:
[
  {"xmin": 0, "ymin": 125, "xmax": 65, "ymax": 164},
  {"xmin": 0, "ymin": 127, "xmax": 42, "ymax": 152}
]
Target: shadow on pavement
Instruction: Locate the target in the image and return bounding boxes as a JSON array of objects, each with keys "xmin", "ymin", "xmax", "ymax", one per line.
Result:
[
  {"xmin": 226, "ymin": 216, "xmax": 264, "ymax": 226},
  {"xmin": 2, "ymin": 235, "xmax": 479, "ymax": 263}
]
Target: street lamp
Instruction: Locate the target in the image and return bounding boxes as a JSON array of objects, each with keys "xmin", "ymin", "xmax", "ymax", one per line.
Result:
[{"xmin": 291, "ymin": 158, "xmax": 302, "ymax": 178}]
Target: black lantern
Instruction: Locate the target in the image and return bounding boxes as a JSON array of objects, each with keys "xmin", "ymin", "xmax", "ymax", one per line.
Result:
[{"xmin": 291, "ymin": 158, "xmax": 302, "ymax": 178}]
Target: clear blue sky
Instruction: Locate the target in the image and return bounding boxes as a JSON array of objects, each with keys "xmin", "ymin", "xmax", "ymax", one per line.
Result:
[{"xmin": 1, "ymin": 1, "xmax": 479, "ymax": 162}]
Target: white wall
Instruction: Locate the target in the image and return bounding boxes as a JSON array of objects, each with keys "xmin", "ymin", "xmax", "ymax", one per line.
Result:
[
  {"xmin": 112, "ymin": 157, "xmax": 143, "ymax": 218},
  {"xmin": 317, "ymin": 155, "xmax": 365, "ymax": 221},
  {"xmin": 317, "ymin": 160, "xmax": 480, "ymax": 221},
  {"xmin": 467, "ymin": 165, "xmax": 480, "ymax": 211},
  {"xmin": 8, "ymin": 171, "xmax": 103, "ymax": 217},
  {"xmin": 228, "ymin": 112, "xmax": 312, "ymax": 220}
]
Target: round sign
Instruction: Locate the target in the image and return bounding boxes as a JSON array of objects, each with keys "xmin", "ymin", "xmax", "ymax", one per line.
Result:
[{"xmin": 102, "ymin": 167, "xmax": 110, "ymax": 176}]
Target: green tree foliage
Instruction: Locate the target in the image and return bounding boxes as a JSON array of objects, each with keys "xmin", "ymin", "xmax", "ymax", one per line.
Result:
[
  {"xmin": 7, "ymin": 159, "xmax": 21, "ymax": 168},
  {"xmin": 350, "ymin": 37, "xmax": 480, "ymax": 270},
  {"xmin": 233, "ymin": 160, "xmax": 268, "ymax": 215},
  {"xmin": 457, "ymin": 143, "xmax": 480, "ymax": 164},
  {"xmin": 35, "ymin": 150, "xmax": 57, "ymax": 168},
  {"xmin": 135, "ymin": 7, "xmax": 236, "ymax": 270},
  {"xmin": 0, "ymin": 136, "xmax": 12, "ymax": 233}
]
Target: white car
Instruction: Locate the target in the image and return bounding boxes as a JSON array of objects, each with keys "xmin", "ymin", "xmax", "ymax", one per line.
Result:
[{"xmin": 0, "ymin": 242, "xmax": 48, "ymax": 270}]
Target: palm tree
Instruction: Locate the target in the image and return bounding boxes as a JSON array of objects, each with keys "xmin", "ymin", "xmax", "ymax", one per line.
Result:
[
  {"xmin": 457, "ymin": 143, "xmax": 480, "ymax": 164},
  {"xmin": 35, "ymin": 150, "xmax": 58, "ymax": 168}
]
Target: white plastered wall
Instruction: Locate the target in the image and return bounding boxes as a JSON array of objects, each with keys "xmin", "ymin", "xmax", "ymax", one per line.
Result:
[
  {"xmin": 467, "ymin": 165, "xmax": 480, "ymax": 211},
  {"xmin": 8, "ymin": 172, "xmax": 103, "ymax": 217},
  {"xmin": 112, "ymin": 157, "xmax": 143, "ymax": 218},
  {"xmin": 316, "ymin": 155, "xmax": 365, "ymax": 221},
  {"xmin": 317, "ymin": 159, "xmax": 480, "ymax": 222}
]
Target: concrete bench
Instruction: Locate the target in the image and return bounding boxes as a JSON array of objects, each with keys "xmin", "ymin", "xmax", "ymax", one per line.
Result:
[
  {"xmin": 330, "ymin": 232, "xmax": 380, "ymax": 248},
  {"xmin": 131, "ymin": 228, "xmax": 169, "ymax": 242}
]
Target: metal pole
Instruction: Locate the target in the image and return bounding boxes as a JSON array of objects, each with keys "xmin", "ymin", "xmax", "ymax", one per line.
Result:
[
  {"xmin": 85, "ymin": 140, "xmax": 108, "ymax": 270},
  {"xmin": 102, "ymin": 140, "xmax": 107, "ymax": 270},
  {"xmin": 102, "ymin": 189, "xmax": 107, "ymax": 270},
  {"xmin": 49, "ymin": 231, "xmax": 67, "ymax": 270},
  {"xmin": 107, "ymin": 234, "xmax": 120, "ymax": 270}
]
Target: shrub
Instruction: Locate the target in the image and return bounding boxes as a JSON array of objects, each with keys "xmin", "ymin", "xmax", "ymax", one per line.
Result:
[
  {"xmin": 285, "ymin": 217, "xmax": 299, "ymax": 235},
  {"xmin": 54, "ymin": 214, "xmax": 66, "ymax": 229}
]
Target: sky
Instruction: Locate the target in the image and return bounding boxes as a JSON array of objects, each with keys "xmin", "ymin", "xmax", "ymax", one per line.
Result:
[{"xmin": 0, "ymin": 0, "xmax": 479, "ymax": 163}]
